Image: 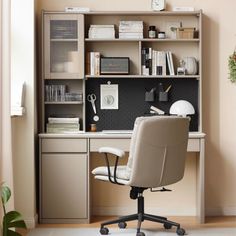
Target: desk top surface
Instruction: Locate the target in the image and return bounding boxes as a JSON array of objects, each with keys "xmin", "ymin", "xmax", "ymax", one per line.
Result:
[{"xmin": 39, "ymin": 131, "xmax": 206, "ymax": 139}]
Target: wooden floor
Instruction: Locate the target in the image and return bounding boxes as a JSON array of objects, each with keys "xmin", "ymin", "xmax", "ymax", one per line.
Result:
[{"xmin": 18, "ymin": 216, "xmax": 236, "ymax": 235}]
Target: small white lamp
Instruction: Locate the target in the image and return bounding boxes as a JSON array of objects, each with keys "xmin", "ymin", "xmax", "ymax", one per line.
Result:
[{"xmin": 169, "ymin": 100, "xmax": 195, "ymax": 117}]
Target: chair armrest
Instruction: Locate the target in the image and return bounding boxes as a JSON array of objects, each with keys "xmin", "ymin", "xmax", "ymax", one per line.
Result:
[{"xmin": 99, "ymin": 147, "xmax": 125, "ymax": 158}]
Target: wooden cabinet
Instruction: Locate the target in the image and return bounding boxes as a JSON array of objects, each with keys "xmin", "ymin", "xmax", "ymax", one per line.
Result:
[
  {"xmin": 42, "ymin": 12, "xmax": 85, "ymax": 132},
  {"xmin": 39, "ymin": 138, "xmax": 89, "ymax": 223}
]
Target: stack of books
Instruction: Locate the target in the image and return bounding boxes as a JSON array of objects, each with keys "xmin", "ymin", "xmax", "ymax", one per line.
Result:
[
  {"xmin": 46, "ymin": 117, "xmax": 80, "ymax": 133},
  {"xmin": 86, "ymin": 52, "xmax": 101, "ymax": 75},
  {"xmin": 88, "ymin": 25, "xmax": 115, "ymax": 39},
  {"xmin": 119, "ymin": 21, "xmax": 143, "ymax": 39},
  {"xmin": 141, "ymin": 48, "xmax": 175, "ymax": 76}
]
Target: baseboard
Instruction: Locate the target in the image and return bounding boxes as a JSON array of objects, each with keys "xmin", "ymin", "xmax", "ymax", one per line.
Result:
[
  {"xmin": 206, "ymin": 207, "xmax": 236, "ymax": 216},
  {"xmin": 24, "ymin": 214, "xmax": 38, "ymax": 229},
  {"xmin": 92, "ymin": 207, "xmax": 196, "ymax": 216}
]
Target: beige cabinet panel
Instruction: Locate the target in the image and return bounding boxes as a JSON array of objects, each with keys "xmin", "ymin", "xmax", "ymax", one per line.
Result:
[
  {"xmin": 42, "ymin": 138, "xmax": 87, "ymax": 153},
  {"xmin": 90, "ymin": 138, "xmax": 131, "ymax": 152},
  {"xmin": 41, "ymin": 154, "xmax": 87, "ymax": 219}
]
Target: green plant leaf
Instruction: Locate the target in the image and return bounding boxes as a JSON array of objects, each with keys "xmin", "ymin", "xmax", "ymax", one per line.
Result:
[
  {"xmin": 4, "ymin": 211, "xmax": 22, "ymax": 224},
  {"xmin": 1, "ymin": 184, "xmax": 11, "ymax": 205},
  {"xmin": 8, "ymin": 220, "xmax": 27, "ymax": 229},
  {"xmin": 4, "ymin": 229, "xmax": 22, "ymax": 236}
]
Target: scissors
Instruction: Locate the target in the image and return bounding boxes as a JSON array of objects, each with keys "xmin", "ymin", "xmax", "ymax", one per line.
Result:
[{"xmin": 87, "ymin": 94, "xmax": 97, "ymax": 114}]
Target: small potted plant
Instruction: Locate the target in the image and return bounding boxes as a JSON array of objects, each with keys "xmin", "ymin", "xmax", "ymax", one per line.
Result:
[
  {"xmin": 228, "ymin": 50, "xmax": 236, "ymax": 83},
  {"xmin": 1, "ymin": 183, "xmax": 27, "ymax": 236}
]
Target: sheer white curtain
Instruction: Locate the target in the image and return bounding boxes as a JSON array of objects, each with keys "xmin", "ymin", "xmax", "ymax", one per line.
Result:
[{"xmin": 0, "ymin": 0, "xmax": 14, "ymax": 219}]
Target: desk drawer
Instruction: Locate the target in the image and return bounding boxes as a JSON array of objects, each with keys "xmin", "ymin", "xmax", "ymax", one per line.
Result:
[
  {"xmin": 90, "ymin": 138, "xmax": 130, "ymax": 152},
  {"xmin": 42, "ymin": 138, "xmax": 87, "ymax": 153},
  {"xmin": 187, "ymin": 139, "xmax": 200, "ymax": 152}
]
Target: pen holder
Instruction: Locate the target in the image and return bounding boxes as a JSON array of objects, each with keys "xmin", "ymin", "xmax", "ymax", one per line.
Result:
[
  {"xmin": 159, "ymin": 91, "xmax": 168, "ymax": 102},
  {"xmin": 145, "ymin": 91, "xmax": 155, "ymax": 102}
]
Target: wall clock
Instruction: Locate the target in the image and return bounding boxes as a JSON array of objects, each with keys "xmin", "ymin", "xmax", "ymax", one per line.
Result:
[{"xmin": 151, "ymin": 0, "xmax": 166, "ymax": 11}]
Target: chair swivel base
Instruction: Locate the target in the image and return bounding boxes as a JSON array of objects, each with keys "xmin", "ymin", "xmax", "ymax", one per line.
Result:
[{"xmin": 99, "ymin": 195, "xmax": 186, "ymax": 236}]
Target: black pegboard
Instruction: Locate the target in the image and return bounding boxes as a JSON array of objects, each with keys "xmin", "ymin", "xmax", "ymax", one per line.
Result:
[{"xmin": 86, "ymin": 78, "xmax": 199, "ymax": 131}]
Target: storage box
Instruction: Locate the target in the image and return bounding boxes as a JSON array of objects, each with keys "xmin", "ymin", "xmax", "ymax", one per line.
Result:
[
  {"xmin": 100, "ymin": 57, "xmax": 130, "ymax": 75},
  {"xmin": 176, "ymin": 27, "xmax": 195, "ymax": 39}
]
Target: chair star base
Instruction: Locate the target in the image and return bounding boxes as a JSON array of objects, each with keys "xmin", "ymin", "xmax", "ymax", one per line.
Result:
[{"xmin": 100, "ymin": 188, "xmax": 186, "ymax": 236}]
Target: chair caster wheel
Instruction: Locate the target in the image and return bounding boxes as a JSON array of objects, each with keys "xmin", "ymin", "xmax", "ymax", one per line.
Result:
[
  {"xmin": 136, "ymin": 232, "xmax": 145, "ymax": 236},
  {"xmin": 176, "ymin": 227, "xmax": 185, "ymax": 235},
  {"xmin": 118, "ymin": 221, "xmax": 127, "ymax": 229},
  {"xmin": 100, "ymin": 227, "xmax": 109, "ymax": 235},
  {"xmin": 164, "ymin": 222, "xmax": 172, "ymax": 229}
]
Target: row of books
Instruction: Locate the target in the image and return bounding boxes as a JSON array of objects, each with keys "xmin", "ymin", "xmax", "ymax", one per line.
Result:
[
  {"xmin": 46, "ymin": 117, "xmax": 80, "ymax": 133},
  {"xmin": 86, "ymin": 52, "xmax": 100, "ymax": 75},
  {"xmin": 45, "ymin": 85, "xmax": 83, "ymax": 102},
  {"xmin": 119, "ymin": 21, "xmax": 143, "ymax": 39},
  {"xmin": 88, "ymin": 25, "xmax": 115, "ymax": 39},
  {"xmin": 141, "ymin": 48, "xmax": 175, "ymax": 76}
]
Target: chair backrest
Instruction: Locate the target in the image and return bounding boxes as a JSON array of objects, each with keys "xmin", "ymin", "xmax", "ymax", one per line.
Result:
[{"xmin": 127, "ymin": 116, "xmax": 189, "ymax": 188}]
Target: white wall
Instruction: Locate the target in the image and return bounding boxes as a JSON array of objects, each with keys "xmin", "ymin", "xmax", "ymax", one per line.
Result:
[
  {"xmin": 11, "ymin": 0, "xmax": 37, "ymax": 228},
  {"xmin": 12, "ymin": 0, "xmax": 235, "ymax": 225}
]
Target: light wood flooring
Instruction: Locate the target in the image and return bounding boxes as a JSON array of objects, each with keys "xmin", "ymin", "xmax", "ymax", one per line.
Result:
[{"xmin": 18, "ymin": 216, "xmax": 236, "ymax": 235}]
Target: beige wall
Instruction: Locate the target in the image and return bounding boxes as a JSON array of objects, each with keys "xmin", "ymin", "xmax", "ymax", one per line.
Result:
[
  {"xmin": 11, "ymin": 0, "xmax": 37, "ymax": 228},
  {"xmin": 22, "ymin": 0, "xmax": 235, "ymax": 219}
]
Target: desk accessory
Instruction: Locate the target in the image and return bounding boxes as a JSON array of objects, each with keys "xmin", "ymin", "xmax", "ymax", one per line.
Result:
[
  {"xmin": 87, "ymin": 94, "xmax": 99, "ymax": 121},
  {"xmin": 150, "ymin": 105, "xmax": 165, "ymax": 115},
  {"xmin": 169, "ymin": 100, "xmax": 195, "ymax": 117},
  {"xmin": 151, "ymin": 0, "xmax": 166, "ymax": 11},
  {"xmin": 100, "ymin": 57, "xmax": 130, "ymax": 75},
  {"xmin": 145, "ymin": 88, "xmax": 156, "ymax": 102}
]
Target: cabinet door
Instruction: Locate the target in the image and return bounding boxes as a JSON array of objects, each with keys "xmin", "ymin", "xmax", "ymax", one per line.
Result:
[
  {"xmin": 44, "ymin": 14, "xmax": 84, "ymax": 79},
  {"xmin": 41, "ymin": 154, "xmax": 87, "ymax": 219}
]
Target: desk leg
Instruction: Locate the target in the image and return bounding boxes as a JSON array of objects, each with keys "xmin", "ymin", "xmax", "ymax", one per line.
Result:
[{"xmin": 196, "ymin": 138, "xmax": 205, "ymax": 223}]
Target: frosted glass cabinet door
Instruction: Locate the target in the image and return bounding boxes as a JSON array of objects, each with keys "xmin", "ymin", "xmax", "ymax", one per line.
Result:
[
  {"xmin": 41, "ymin": 154, "xmax": 87, "ymax": 219},
  {"xmin": 44, "ymin": 14, "xmax": 84, "ymax": 79}
]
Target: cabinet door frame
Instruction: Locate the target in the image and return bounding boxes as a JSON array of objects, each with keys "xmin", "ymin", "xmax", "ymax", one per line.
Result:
[
  {"xmin": 40, "ymin": 153, "xmax": 88, "ymax": 221},
  {"xmin": 44, "ymin": 13, "xmax": 84, "ymax": 79}
]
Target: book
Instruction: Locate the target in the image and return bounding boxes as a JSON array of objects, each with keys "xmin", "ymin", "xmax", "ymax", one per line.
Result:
[
  {"xmin": 167, "ymin": 51, "xmax": 175, "ymax": 75},
  {"xmin": 48, "ymin": 117, "xmax": 79, "ymax": 124}
]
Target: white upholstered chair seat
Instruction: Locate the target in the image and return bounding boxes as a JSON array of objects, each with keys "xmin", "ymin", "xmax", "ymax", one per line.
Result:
[{"xmin": 92, "ymin": 165, "xmax": 130, "ymax": 185}]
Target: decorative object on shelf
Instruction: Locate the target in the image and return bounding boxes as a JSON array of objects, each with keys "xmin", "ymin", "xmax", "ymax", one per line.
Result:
[
  {"xmin": 100, "ymin": 81, "xmax": 118, "ymax": 110},
  {"xmin": 228, "ymin": 50, "xmax": 236, "ymax": 83},
  {"xmin": 88, "ymin": 25, "xmax": 115, "ymax": 39},
  {"xmin": 181, "ymin": 57, "xmax": 198, "ymax": 75},
  {"xmin": 90, "ymin": 123, "xmax": 97, "ymax": 132},
  {"xmin": 119, "ymin": 21, "xmax": 143, "ymax": 39},
  {"xmin": 65, "ymin": 7, "xmax": 90, "ymax": 12},
  {"xmin": 165, "ymin": 21, "xmax": 182, "ymax": 39},
  {"xmin": 157, "ymin": 31, "xmax": 166, "ymax": 39},
  {"xmin": 148, "ymin": 26, "xmax": 157, "ymax": 38},
  {"xmin": 151, "ymin": 0, "xmax": 166, "ymax": 11},
  {"xmin": 100, "ymin": 57, "xmax": 130, "ymax": 75},
  {"xmin": 176, "ymin": 27, "xmax": 195, "ymax": 39},
  {"xmin": 169, "ymin": 100, "xmax": 195, "ymax": 117},
  {"xmin": 173, "ymin": 6, "xmax": 195, "ymax": 12}
]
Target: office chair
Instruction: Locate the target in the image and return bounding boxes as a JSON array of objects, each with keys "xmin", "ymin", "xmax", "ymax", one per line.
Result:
[{"xmin": 92, "ymin": 116, "xmax": 189, "ymax": 236}]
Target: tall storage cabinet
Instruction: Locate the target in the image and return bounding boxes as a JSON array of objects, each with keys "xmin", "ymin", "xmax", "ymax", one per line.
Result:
[{"xmin": 42, "ymin": 12, "xmax": 85, "ymax": 132}]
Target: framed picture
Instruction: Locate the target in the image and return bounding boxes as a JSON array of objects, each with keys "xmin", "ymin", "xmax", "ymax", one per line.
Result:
[{"xmin": 100, "ymin": 82, "xmax": 119, "ymax": 110}]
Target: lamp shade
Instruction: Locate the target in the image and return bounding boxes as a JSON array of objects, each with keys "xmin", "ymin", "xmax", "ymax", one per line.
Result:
[{"xmin": 169, "ymin": 100, "xmax": 195, "ymax": 117}]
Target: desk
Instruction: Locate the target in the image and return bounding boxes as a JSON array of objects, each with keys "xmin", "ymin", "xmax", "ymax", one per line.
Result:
[{"xmin": 39, "ymin": 132, "xmax": 205, "ymax": 224}]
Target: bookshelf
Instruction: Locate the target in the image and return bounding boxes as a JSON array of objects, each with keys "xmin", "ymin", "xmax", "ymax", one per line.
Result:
[{"xmin": 42, "ymin": 10, "xmax": 202, "ymax": 132}]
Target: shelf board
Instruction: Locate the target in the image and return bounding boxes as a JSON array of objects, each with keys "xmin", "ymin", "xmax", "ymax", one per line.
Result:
[
  {"xmin": 86, "ymin": 75, "xmax": 200, "ymax": 79},
  {"xmin": 45, "ymin": 101, "xmax": 83, "ymax": 105},
  {"xmin": 50, "ymin": 39, "xmax": 78, "ymax": 42},
  {"xmin": 85, "ymin": 38, "xmax": 199, "ymax": 42}
]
